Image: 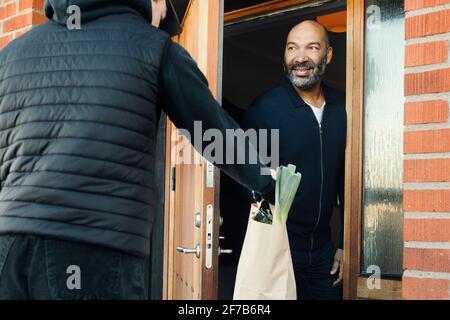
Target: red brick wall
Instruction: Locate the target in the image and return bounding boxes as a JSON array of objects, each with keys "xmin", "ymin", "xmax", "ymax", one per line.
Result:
[
  {"xmin": 404, "ymin": 0, "xmax": 450, "ymax": 300},
  {"xmin": 0, "ymin": 0, "xmax": 46, "ymax": 49}
]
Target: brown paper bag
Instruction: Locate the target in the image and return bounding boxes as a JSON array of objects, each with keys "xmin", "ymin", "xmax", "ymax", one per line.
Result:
[{"xmin": 233, "ymin": 203, "xmax": 297, "ymax": 300}]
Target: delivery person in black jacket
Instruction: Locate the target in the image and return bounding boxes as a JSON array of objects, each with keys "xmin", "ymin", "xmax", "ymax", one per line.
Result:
[
  {"xmin": 0, "ymin": 0, "xmax": 275, "ymax": 299},
  {"xmin": 242, "ymin": 20, "xmax": 347, "ymax": 300}
]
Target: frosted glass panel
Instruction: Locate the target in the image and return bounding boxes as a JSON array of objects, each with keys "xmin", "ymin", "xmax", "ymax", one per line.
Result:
[{"xmin": 362, "ymin": 0, "xmax": 404, "ymax": 276}]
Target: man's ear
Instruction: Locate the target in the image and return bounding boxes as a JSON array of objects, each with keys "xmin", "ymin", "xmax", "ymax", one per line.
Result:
[{"xmin": 326, "ymin": 46, "xmax": 333, "ymax": 65}]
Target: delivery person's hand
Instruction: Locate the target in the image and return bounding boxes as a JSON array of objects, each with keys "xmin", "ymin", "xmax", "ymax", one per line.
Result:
[
  {"xmin": 331, "ymin": 248, "xmax": 343, "ymax": 287},
  {"xmin": 253, "ymin": 169, "xmax": 277, "ymax": 205}
]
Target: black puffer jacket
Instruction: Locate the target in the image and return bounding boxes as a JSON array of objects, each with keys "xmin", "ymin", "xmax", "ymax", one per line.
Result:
[{"xmin": 0, "ymin": 0, "xmax": 274, "ymax": 256}]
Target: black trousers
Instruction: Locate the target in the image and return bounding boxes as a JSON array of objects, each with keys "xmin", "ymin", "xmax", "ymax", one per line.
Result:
[
  {"xmin": 0, "ymin": 234, "xmax": 149, "ymax": 300},
  {"xmin": 293, "ymin": 240, "xmax": 343, "ymax": 300}
]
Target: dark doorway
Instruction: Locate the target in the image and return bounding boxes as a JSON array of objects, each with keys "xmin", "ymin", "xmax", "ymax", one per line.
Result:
[
  {"xmin": 225, "ymin": 0, "xmax": 276, "ymax": 12},
  {"xmin": 219, "ymin": 2, "xmax": 347, "ymax": 300}
]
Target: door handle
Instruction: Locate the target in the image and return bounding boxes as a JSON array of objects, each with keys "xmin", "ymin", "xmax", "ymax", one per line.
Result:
[{"xmin": 176, "ymin": 244, "xmax": 201, "ymax": 258}]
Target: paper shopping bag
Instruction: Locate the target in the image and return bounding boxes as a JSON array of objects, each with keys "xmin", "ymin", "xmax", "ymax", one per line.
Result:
[
  {"xmin": 234, "ymin": 165, "xmax": 301, "ymax": 300},
  {"xmin": 233, "ymin": 203, "xmax": 297, "ymax": 300}
]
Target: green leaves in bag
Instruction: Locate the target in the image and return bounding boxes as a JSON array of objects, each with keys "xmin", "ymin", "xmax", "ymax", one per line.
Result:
[{"xmin": 272, "ymin": 165, "xmax": 302, "ymax": 225}]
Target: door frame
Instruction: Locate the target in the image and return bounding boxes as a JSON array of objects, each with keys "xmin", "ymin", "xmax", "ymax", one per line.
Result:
[
  {"xmin": 223, "ymin": 0, "xmax": 367, "ymax": 300},
  {"xmin": 344, "ymin": 0, "xmax": 402, "ymax": 300},
  {"xmin": 223, "ymin": 0, "xmax": 402, "ymax": 300},
  {"xmin": 162, "ymin": 0, "xmax": 402, "ymax": 300},
  {"xmin": 344, "ymin": 0, "xmax": 365, "ymax": 300}
]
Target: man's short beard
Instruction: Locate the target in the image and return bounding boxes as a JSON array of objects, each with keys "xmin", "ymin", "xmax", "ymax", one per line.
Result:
[{"xmin": 285, "ymin": 57, "xmax": 327, "ymax": 91}]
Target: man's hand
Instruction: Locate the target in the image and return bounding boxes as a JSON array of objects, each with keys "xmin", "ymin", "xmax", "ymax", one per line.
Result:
[
  {"xmin": 270, "ymin": 169, "xmax": 277, "ymax": 180},
  {"xmin": 330, "ymin": 249, "xmax": 343, "ymax": 287},
  {"xmin": 255, "ymin": 169, "xmax": 277, "ymax": 205}
]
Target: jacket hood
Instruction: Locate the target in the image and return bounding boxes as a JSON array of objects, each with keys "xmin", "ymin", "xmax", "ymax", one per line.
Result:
[{"xmin": 44, "ymin": 0, "xmax": 152, "ymax": 25}]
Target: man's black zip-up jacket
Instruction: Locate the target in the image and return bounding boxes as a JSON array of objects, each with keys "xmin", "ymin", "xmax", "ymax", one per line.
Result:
[{"xmin": 242, "ymin": 77, "xmax": 347, "ymax": 257}]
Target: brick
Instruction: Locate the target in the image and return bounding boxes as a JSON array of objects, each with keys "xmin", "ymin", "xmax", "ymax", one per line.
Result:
[
  {"xmin": 19, "ymin": 0, "xmax": 32, "ymax": 11},
  {"xmin": 405, "ymin": 9, "xmax": 450, "ymax": 39},
  {"xmin": 3, "ymin": 12, "xmax": 33, "ymax": 32},
  {"xmin": 405, "ymin": 41, "xmax": 448, "ymax": 67},
  {"xmin": 34, "ymin": 0, "xmax": 45, "ymax": 11},
  {"xmin": 403, "ymin": 277, "xmax": 449, "ymax": 300},
  {"xmin": 14, "ymin": 26, "xmax": 31, "ymax": 38},
  {"xmin": 2, "ymin": 11, "xmax": 46, "ymax": 32},
  {"xmin": 31, "ymin": 11, "xmax": 46, "ymax": 24},
  {"xmin": 405, "ymin": 0, "xmax": 450, "ymax": 11},
  {"xmin": 404, "ymin": 190, "xmax": 450, "ymax": 212},
  {"xmin": 0, "ymin": 1, "xmax": 17, "ymax": 19},
  {"xmin": 20, "ymin": 0, "xmax": 45, "ymax": 11},
  {"xmin": 404, "ymin": 247, "xmax": 450, "ymax": 273},
  {"xmin": 404, "ymin": 129, "xmax": 450, "ymax": 153},
  {"xmin": 404, "ymin": 218, "xmax": 450, "ymax": 241},
  {"xmin": 405, "ymin": 68, "xmax": 450, "ymax": 96},
  {"xmin": 404, "ymin": 100, "xmax": 449, "ymax": 124},
  {"xmin": 405, "ymin": 158, "xmax": 450, "ymax": 182},
  {"xmin": 0, "ymin": 34, "xmax": 13, "ymax": 49}
]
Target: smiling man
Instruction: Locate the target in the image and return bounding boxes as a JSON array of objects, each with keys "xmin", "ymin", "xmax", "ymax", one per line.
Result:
[{"xmin": 242, "ymin": 20, "xmax": 347, "ymax": 300}]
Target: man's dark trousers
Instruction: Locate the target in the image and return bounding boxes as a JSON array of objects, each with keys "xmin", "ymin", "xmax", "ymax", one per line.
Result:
[
  {"xmin": 0, "ymin": 235, "xmax": 149, "ymax": 299},
  {"xmin": 293, "ymin": 240, "xmax": 343, "ymax": 300}
]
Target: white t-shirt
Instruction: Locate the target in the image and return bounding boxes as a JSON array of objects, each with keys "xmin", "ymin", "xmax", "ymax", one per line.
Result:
[{"xmin": 305, "ymin": 100, "xmax": 326, "ymax": 126}]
